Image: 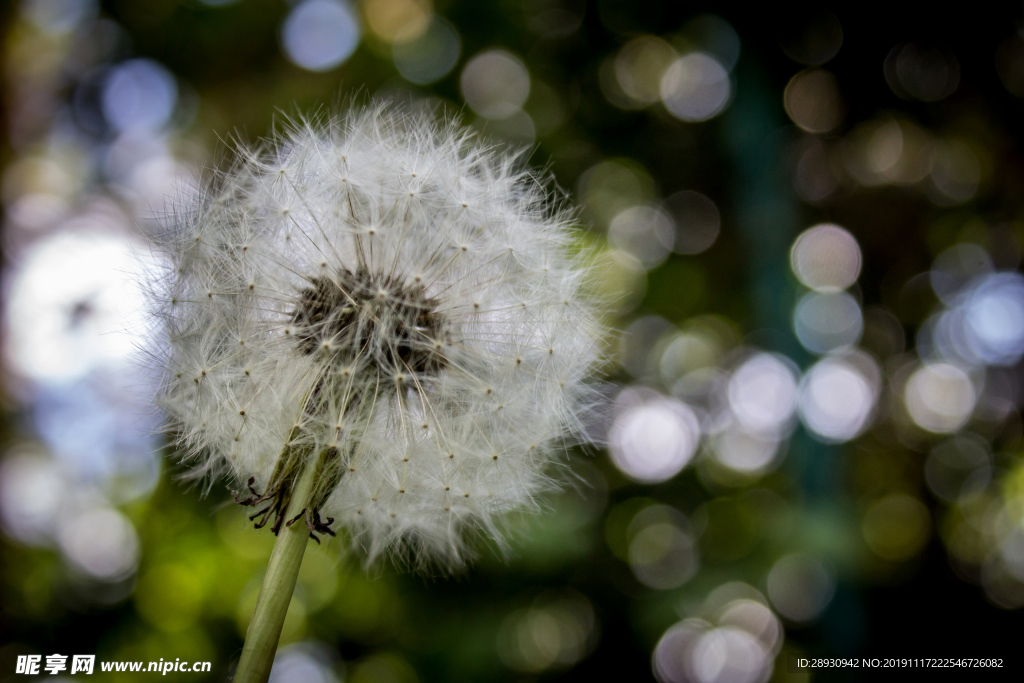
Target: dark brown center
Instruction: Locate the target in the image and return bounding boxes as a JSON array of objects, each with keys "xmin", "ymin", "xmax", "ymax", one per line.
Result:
[{"xmin": 291, "ymin": 267, "xmax": 448, "ymax": 376}]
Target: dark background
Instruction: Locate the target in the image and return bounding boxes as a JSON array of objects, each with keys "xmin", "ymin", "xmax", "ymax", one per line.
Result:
[{"xmin": 3, "ymin": 1, "xmax": 1024, "ymax": 681}]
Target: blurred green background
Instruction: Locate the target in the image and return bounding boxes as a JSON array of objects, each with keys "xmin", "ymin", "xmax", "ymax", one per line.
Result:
[{"xmin": 3, "ymin": 1, "xmax": 1024, "ymax": 681}]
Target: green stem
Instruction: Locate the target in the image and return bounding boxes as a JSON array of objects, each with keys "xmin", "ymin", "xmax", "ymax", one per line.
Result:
[{"xmin": 233, "ymin": 457, "xmax": 318, "ymax": 683}]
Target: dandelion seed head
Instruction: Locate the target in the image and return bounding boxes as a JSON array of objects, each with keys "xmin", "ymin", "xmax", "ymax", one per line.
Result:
[{"xmin": 150, "ymin": 104, "xmax": 604, "ymax": 567}]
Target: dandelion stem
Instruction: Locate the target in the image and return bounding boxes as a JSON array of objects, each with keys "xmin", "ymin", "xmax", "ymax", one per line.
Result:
[{"xmin": 233, "ymin": 453, "xmax": 319, "ymax": 683}]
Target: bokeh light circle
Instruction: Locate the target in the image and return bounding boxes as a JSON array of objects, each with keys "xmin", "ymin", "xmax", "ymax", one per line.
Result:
[
  {"xmin": 392, "ymin": 15, "xmax": 460, "ymax": 85},
  {"xmin": 460, "ymin": 49, "xmax": 530, "ymax": 119},
  {"xmin": 615, "ymin": 36, "xmax": 677, "ymax": 105},
  {"xmin": 608, "ymin": 204, "xmax": 676, "ymax": 269},
  {"xmin": 904, "ymin": 362, "xmax": 976, "ymax": 433},
  {"xmin": 0, "ymin": 451, "xmax": 64, "ymax": 545},
  {"xmin": 710, "ymin": 428, "xmax": 780, "ymax": 474},
  {"xmin": 610, "ymin": 396, "xmax": 700, "ymax": 483},
  {"xmin": 665, "ymin": 190, "xmax": 720, "ymax": 255},
  {"xmin": 766, "ymin": 553, "xmax": 835, "ymax": 622},
  {"xmin": 727, "ymin": 353, "xmax": 799, "ymax": 436},
  {"xmin": 6, "ymin": 229, "xmax": 153, "ymax": 381},
  {"xmin": 793, "ymin": 291, "xmax": 863, "ymax": 354},
  {"xmin": 496, "ymin": 593, "xmax": 596, "ymax": 673},
  {"xmin": 798, "ymin": 355, "xmax": 877, "ymax": 442},
  {"xmin": 862, "ymin": 494, "xmax": 931, "ymax": 561},
  {"xmin": 930, "ymin": 243, "xmax": 992, "ymax": 304},
  {"xmin": 784, "ymin": 69, "xmax": 844, "ymax": 134},
  {"xmin": 101, "ymin": 59, "xmax": 177, "ymax": 132},
  {"xmin": 929, "ymin": 140, "xmax": 980, "ymax": 204},
  {"xmin": 924, "ymin": 434, "xmax": 992, "ymax": 503},
  {"xmin": 627, "ymin": 505, "xmax": 699, "ymax": 590},
  {"xmin": 790, "ymin": 223, "xmax": 861, "ymax": 292},
  {"xmin": 718, "ymin": 599, "xmax": 782, "ymax": 656},
  {"xmin": 364, "ymin": 0, "xmax": 431, "ymax": 44},
  {"xmin": 660, "ymin": 52, "xmax": 731, "ymax": 122},
  {"xmin": 689, "ymin": 627, "xmax": 768, "ymax": 683},
  {"xmin": 652, "ymin": 620, "xmax": 705, "ymax": 683},
  {"xmin": 281, "ymin": 0, "xmax": 361, "ymax": 72},
  {"xmin": 962, "ymin": 273, "xmax": 1024, "ymax": 366},
  {"xmin": 269, "ymin": 643, "xmax": 340, "ymax": 683},
  {"xmin": 57, "ymin": 507, "xmax": 140, "ymax": 581}
]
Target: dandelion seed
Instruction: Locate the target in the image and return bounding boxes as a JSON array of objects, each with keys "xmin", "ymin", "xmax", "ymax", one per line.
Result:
[
  {"xmin": 151, "ymin": 104, "xmax": 604, "ymax": 565},
  {"xmin": 149, "ymin": 104, "xmax": 603, "ymax": 683}
]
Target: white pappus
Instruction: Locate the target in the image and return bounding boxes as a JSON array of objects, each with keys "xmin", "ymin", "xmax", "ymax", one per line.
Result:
[{"xmin": 150, "ymin": 105, "xmax": 605, "ymax": 566}]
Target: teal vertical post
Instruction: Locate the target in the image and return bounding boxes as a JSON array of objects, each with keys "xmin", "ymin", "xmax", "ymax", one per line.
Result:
[
  {"xmin": 722, "ymin": 58, "xmax": 837, "ymax": 497},
  {"xmin": 722, "ymin": 55, "xmax": 862, "ymax": 651}
]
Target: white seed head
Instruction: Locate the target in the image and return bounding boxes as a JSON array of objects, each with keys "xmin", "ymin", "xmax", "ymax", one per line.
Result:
[{"xmin": 150, "ymin": 105, "xmax": 604, "ymax": 566}]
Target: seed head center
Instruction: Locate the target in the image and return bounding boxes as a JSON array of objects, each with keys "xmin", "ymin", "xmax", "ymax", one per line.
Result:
[{"xmin": 291, "ymin": 268, "xmax": 448, "ymax": 376}]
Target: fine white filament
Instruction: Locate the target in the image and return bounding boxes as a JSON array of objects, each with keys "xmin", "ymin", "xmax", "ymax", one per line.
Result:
[{"xmin": 152, "ymin": 105, "xmax": 603, "ymax": 566}]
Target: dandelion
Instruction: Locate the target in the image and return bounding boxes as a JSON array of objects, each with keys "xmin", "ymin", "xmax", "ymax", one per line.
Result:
[{"xmin": 150, "ymin": 104, "xmax": 604, "ymax": 682}]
